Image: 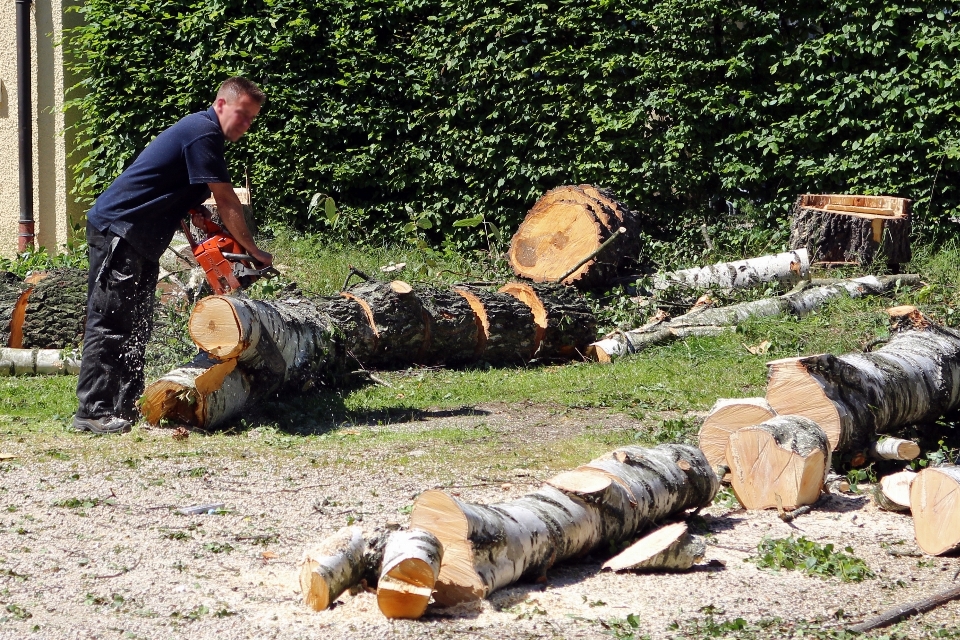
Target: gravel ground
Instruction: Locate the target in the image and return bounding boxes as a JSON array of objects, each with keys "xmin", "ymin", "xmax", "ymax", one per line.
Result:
[{"xmin": 0, "ymin": 404, "xmax": 958, "ymax": 639}]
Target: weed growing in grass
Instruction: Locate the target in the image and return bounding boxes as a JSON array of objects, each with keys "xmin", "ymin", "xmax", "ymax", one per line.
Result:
[
  {"xmin": 202, "ymin": 542, "xmax": 233, "ymax": 554},
  {"xmin": 748, "ymin": 536, "xmax": 874, "ymax": 582}
]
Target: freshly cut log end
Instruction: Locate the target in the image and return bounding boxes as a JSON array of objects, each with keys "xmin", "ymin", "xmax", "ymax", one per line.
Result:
[
  {"xmin": 602, "ymin": 522, "xmax": 704, "ymax": 573},
  {"xmin": 377, "ymin": 529, "xmax": 443, "ymax": 619},
  {"xmin": 765, "ymin": 357, "xmax": 845, "ymax": 451},
  {"xmin": 871, "ymin": 438, "xmax": 921, "ymax": 461},
  {"xmin": 189, "ymin": 296, "xmax": 243, "ymax": 360},
  {"xmin": 875, "ymin": 470, "xmax": 916, "ymax": 512},
  {"xmin": 727, "ymin": 415, "xmax": 829, "ymax": 511},
  {"xmin": 546, "ymin": 469, "xmax": 614, "ymax": 495},
  {"xmin": 298, "ymin": 526, "xmax": 367, "ymax": 611},
  {"xmin": 140, "ymin": 355, "xmax": 244, "ymax": 428},
  {"xmin": 910, "ymin": 466, "xmax": 960, "ymax": 555},
  {"xmin": 698, "ymin": 398, "xmax": 777, "ymax": 472}
]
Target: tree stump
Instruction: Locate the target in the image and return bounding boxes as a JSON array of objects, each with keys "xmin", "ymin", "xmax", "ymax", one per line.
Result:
[
  {"xmin": 788, "ymin": 194, "xmax": 911, "ymax": 268},
  {"xmin": 911, "ymin": 466, "xmax": 960, "ymax": 555},
  {"xmin": 508, "ymin": 185, "xmax": 640, "ymax": 290},
  {"xmin": 498, "ymin": 282, "xmax": 596, "ymax": 359}
]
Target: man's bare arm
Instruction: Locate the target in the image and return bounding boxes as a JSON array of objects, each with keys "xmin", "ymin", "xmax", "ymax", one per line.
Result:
[{"xmin": 207, "ymin": 182, "xmax": 273, "ymax": 266}]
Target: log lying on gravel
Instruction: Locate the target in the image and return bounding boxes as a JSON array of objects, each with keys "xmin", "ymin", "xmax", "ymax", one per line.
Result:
[
  {"xmin": 911, "ymin": 465, "xmax": 960, "ymax": 555},
  {"xmin": 508, "ymin": 185, "xmax": 640, "ymax": 290},
  {"xmin": 0, "ymin": 347, "xmax": 81, "ymax": 376},
  {"xmin": 586, "ymin": 275, "xmax": 917, "ymax": 361},
  {"xmin": 874, "ymin": 470, "xmax": 916, "ymax": 512},
  {"xmin": 410, "ymin": 444, "xmax": 718, "ymax": 604},
  {"xmin": 766, "ymin": 306, "xmax": 960, "ymax": 454},
  {"xmin": 652, "ymin": 250, "xmax": 809, "ymax": 291},
  {"xmin": 698, "ymin": 398, "xmax": 777, "ymax": 472},
  {"xmin": 727, "ymin": 415, "xmax": 830, "ymax": 510},
  {"xmin": 602, "ymin": 522, "xmax": 704, "ymax": 573},
  {"xmin": 377, "ymin": 529, "xmax": 444, "ymax": 619}
]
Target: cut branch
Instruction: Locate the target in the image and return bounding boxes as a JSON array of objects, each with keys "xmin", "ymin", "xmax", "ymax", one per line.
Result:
[{"xmin": 653, "ymin": 250, "xmax": 809, "ymax": 291}]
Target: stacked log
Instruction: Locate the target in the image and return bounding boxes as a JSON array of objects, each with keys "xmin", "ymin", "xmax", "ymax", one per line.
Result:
[
  {"xmin": 789, "ymin": 194, "xmax": 911, "ymax": 268},
  {"xmin": 508, "ymin": 185, "xmax": 640, "ymax": 290}
]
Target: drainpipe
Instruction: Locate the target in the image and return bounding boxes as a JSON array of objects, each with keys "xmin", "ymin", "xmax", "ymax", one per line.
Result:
[{"xmin": 16, "ymin": 0, "xmax": 35, "ymax": 253}]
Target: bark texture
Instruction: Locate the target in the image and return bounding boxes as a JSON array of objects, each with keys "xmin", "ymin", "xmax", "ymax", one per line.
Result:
[
  {"xmin": 377, "ymin": 529, "xmax": 444, "ymax": 619},
  {"xmin": 499, "ymin": 282, "xmax": 596, "ymax": 359},
  {"xmin": 766, "ymin": 306, "xmax": 960, "ymax": 454},
  {"xmin": 417, "ymin": 287, "xmax": 479, "ymax": 365},
  {"xmin": 20, "ymin": 268, "xmax": 88, "ymax": 349},
  {"xmin": 298, "ymin": 526, "xmax": 368, "ymax": 611},
  {"xmin": 409, "ymin": 444, "xmax": 717, "ymax": 604},
  {"xmin": 789, "ymin": 194, "xmax": 911, "ymax": 266},
  {"xmin": 653, "ymin": 250, "xmax": 809, "ymax": 291},
  {"xmin": 0, "ymin": 348, "xmax": 82, "ymax": 376},
  {"xmin": 601, "ymin": 522, "xmax": 704, "ymax": 573},
  {"xmin": 340, "ymin": 280, "xmax": 427, "ymax": 367},
  {"xmin": 454, "ymin": 287, "xmax": 537, "ymax": 364},
  {"xmin": 0, "ymin": 272, "xmax": 25, "ymax": 347}
]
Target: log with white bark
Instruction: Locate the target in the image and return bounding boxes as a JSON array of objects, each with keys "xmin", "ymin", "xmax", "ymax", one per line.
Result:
[
  {"xmin": 910, "ymin": 465, "xmax": 960, "ymax": 555},
  {"xmin": 652, "ymin": 249, "xmax": 809, "ymax": 291},
  {"xmin": 698, "ymin": 398, "xmax": 777, "ymax": 472},
  {"xmin": 601, "ymin": 522, "xmax": 704, "ymax": 572},
  {"xmin": 870, "ymin": 438, "xmax": 921, "ymax": 461},
  {"xmin": 586, "ymin": 275, "xmax": 918, "ymax": 361},
  {"xmin": 874, "ymin": 470, "xmax": 916, "ymax": 512},
  {"xmin": 377, "ymin": 529, "xmax": 444, "ymax": 619},
  {"xmin": 766, "ymin": 306, "xmax": 960, "ymax": 454},
  {"xmin": 299, "ymin": 526, "xmax": 369, "ymax": 611},
  {"xmin": 726, "ymin": 415, "xmax": 830, "ymax": 511},
  {"xmin": 140, "ymin": 355, "xmax": 245, "ymax": 427},
  {"xmin": 409, "ymin": 444, "xmax": 717, "ymax": 604},
  {"xmin": 0, "ymin": 348, "xmax": 81, "ymax": 376}
]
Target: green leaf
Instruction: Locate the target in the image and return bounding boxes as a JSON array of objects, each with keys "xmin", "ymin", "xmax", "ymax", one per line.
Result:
[{"xmin": 453, "ymin": 215, "xmax": 483, "ymax": 227}]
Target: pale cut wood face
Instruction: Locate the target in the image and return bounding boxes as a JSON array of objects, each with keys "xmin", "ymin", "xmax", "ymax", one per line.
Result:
[
  {"xmin": 727, "ymin": 427, "xmax": 826, "ymax": 511},
  {"xmin": 911, "ymin": 467, "xmax": 960, "ymax": 556},
  {"xmin": 698, "ymin": 398, "xmax": 777, "ymax": 470},
  {"xmin": 765, "ymin": 359, "xmax": 842, "ymax": 450}
]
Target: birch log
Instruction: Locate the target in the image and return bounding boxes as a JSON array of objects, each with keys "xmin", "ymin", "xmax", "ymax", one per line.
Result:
[
  {"xmin": 870, "ymin": 438, "xmax": 921, "ymax": 461},
  {"xmin": 0, "ymin": 348, "xmax": 81, "ymax": 376},
  {"xmin": 140, "ymin": 355, "xmax": 245, "ymax": 427},
  {"xmin": 911, "ymin": 466, "xmax": 960, "ymax": 555},
  {"xmin": 766, "ymin": 306, "xmax": 960, "ymax": 454},
  {"xmin": 299, "ymin": 527, "xmax": 368, "ymax": 611},
  {"xmin": 601, "ymin": 522, "xmax": 704, "ymax": 572},
  {"xmin": 410, "ymin": 444, "xmax": 717, "ymax": 604},
  {"xmin": 586, "ymin": 275, "xmax": 918, "ymax": 361},
  {"xmin": 874, "ymin": 470, "xmax": 916, "ymax": 512},
  {"xmin": 727, "ymin": 416, "xmax": 830, "ymax": 510},
  {"xmin": 653, "ymin": 250, "xmax": 809, "ymax": 291},
  {"xmin": 377, "ymin": 529, "xmax": 444, "ymax": 619},
  {"xmin": 698, "ymin": 398, "xmax": 777, "ymax": 471}
]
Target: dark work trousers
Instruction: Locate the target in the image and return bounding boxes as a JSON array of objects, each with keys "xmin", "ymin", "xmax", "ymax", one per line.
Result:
[{"xmin": 76, "ymin": 224, "xmax": 160, "ymax": 421}]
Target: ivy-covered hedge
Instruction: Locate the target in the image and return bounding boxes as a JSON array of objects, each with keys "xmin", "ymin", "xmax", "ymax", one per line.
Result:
[{"xmin": 67, "ymin": 0, "xmax": 960, "ymax": 246}]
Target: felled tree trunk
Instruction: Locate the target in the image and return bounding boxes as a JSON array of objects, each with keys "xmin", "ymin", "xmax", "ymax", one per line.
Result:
[
  {"xmin": 508, "ymin": 185, "xmax": 640, "ymax": 290},
  {"xmin": 409, "ymin": 444, "xmax": 717, "ymax": 605},
  {"xmin": 454, "ymin": 287, "xmax": 536, "ymax": 364},
  {"xmin": 377, "ymin": 529, "xmax": 444, "ymax": 619},
  {"xmin": 587, "ymin": 275, "xmax": 917, "ymax": 361},
  {"xmin": 499, "ymin": 282, "xmax": 596, "ymax": 359},
  {"xmin": 321, "ymin": 295, "xmax": 381, "ymax": 365},
  {"xmin": 340, "ymin": 280, "xmax": 428, "ymax": 367},
  {"xmin": 766, "ymin": 306, "xmax": 960, "ymax": 454},
  {"xmin": 19, "ymin": 268, "xmax": 87, "ymax": 349},
  {"xmin": 653, "ymin": 250, "xmax": 809, "ymax": 291},
  {"xmin": 0, "ymin": 272, "xmax": 26, "ymax": 347},
  {"xmin": 698, "ymin": 398, "xmax": 777, "ymax": 472},
  {"xmin": 601, "ymin": 522, "xmax": 704, "ymax": 573},
  {"xmin": 0, "ymin": 347, "xmax": 82, "ymax": 376},
  {"xmin": 789, "ymin": 194, "xmax": 911, "ymax": 268},
  {"xmin": 726, "ymin": 415, "xmax": 830, "ymax": 510},
  {"xmin": 140, "ymin": 355, "xmax": 244, "ymax": 427},
  {"xmin": 910, "ymin": 466, "xmax": 960, "ymax": 555},
  {"xmin": 416, "ymin": 287, "xmax": 479, "ymax": 366}
]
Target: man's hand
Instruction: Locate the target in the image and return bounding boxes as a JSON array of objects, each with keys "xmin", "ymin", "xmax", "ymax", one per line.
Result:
[
  {"xmin": 207, "ymin": 182, "xmax": 272, "ymax": 266},
  {"xmin": 249, "ymin": 247, "xmax": 274, "ymax": 267}
]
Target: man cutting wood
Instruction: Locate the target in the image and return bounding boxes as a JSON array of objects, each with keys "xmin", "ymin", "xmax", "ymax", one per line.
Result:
[{"xmin": 73, "ymin": 77, "xmax": 272, "ymax": 434}]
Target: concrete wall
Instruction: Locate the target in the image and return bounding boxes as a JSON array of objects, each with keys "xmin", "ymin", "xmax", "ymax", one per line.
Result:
[{"xmin": 0, "ymin": 0, "xmax": 84, "ymax": 259}]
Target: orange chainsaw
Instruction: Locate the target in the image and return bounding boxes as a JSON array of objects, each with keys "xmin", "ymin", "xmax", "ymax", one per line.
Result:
[{"xmin": 181, "ymin": 209, "xmax": 279, "ymax": 295}]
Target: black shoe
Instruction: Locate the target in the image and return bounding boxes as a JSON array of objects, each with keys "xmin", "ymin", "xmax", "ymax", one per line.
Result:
[{"xmin": 72, "ymin": 415, "xmax": 132, "ymax": 434}]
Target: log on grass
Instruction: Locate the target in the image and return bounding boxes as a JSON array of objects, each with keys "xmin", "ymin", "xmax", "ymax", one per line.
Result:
[
  {"xmin": 508, "ymin": 185, "xmax": 640, "ymax": 290},
  {"xmin": 140, "ymin": 354, "xmax": 245, "ymax": 427},
  {"xmin": 874, "ymin": 470, "xmax": 916, "ymax": 512},
  {"xmin": 789, "ymin": 194, "xmax": 911, "ymax": 267},
  {"xmin": 339, "ymin": 280, "xmax": 428, "ymax": 367},
  {"xmin": 454, "ymin": 287, "xmax": 537, "ymax": 364},
  {"xmin": 377, "ymin": 529, "xmax": 444, "ymax": 619},
  {"xmin": 727, "ymin": 415, "xmax": 830, "ymax": 511},
  {"xmin": 698, "ymin": 398, "xmax": 777, "ymax": 472},
  {"xmin": 321, "ymin": 295, "xmax": 381, "ymax": 365},
  {"xmin": 499, "ymin": 282, "xmax": 597, "ymax": 359},
  {"xmin": 766, "ymin": 306, "xmax": 960, "ymax": 454},
  {"xmin": 409, "ymin": 444, "xmax": 717, "ymax": 604},
  {"xmin": 653, "ymin": 249, "xmax": 809, "ymax": 291},
  {"xmin": 910, "ymin": 465, "xmax": 960, "ymax": 555},
  {"xmin": 602, "ymin": 522, "xmax": 704, "ymax": 573},
  {"xmin": 0, "ymin": 347, "xmax": 82, "ymax": 376},
  {"xmin": 417, "ymin": 287, "xmax": 479, "ymax": 365},
  {"xmin": 586, "ymin": 275, "xmax": 917, "ymax": 361}
]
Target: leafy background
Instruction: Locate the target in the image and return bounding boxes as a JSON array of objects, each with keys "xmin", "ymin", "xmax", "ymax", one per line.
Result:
[{"xmin": 66, "ymin": 0, "xmax": 960, "ymax": 255}]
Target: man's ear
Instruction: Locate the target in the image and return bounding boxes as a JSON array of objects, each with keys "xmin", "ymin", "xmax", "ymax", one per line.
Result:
[{"xmin": 213, "ymin": 97, "xmax": 226, "ymax": 113}]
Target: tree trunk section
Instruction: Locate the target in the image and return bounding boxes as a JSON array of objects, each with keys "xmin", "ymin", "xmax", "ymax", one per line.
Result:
[
  {"xmin": 322, "ymin": 295, "xmax": 380, "ymax": 365},
  {"xmin": 789, "ymin": 194, "xmax": 911, "ymax": 267},
  {"xmin": 141, "ymin": 354, "xmax": 245, "ymax": 428},
  {"xmin": 409, "ymin": 444, "xmax": 717, "ymax": 604},
  {"xmin": 870, "ymin": 438, "xmax": 921, "ymax": 461},
  {"xmin": 508, "ymin": 185, "xmax": 640, "ymax": 290},
  {"xmin": 418, "ymin": 287, "xmax": 479, "ymax": 365},
  {"xmin": 0, "ymin": 347, "xmax": 82, "ymax": 376},
  {"xmin": 698, "ymin": 398, "xmax": 777, "ymax": 472},
  {"xmin": 601, "ymin": 522, "xmax": 704, "ymax": 573},
  {"xmin": 910, "ymin": 465, "xmax": 960, "ymax": 555},
  {"xmin": 453, "ymin": 287, "xmax": 537, "ymax": 364},
  {"xmin": 653, "ymin": 250, "xmax": 809, "ymax": 291},
  {"xmin": 765, "ymin": 306, "xmax": 960, "ymax": 454},
  {"xmin": 340, "ymin": 280, "xmax": 427, "ymax": 367},
  {"xmin": 727, "ymin": 415, "xmax": 830, "ymax": 511},
  {"xmin": 20, "ymin": 268, "xmax": 87, "ymax": 349},
  {"xmin": 875, "ymin": 470, "xmax": 915, "ymax": 512},
  {"xmin": 0, "ymin": 272, "xmax": 26, "ymax": 347},
  {"xmin": 498, "ymin": 282, "xmax": 596, "ymax": 359},
  {"xmin": 377, "ymin": 529, "xmax": 444, "ymax": 619},
  {"xmin": 298, "ymin": 526, "xmax": 368, "ymax": 611}
]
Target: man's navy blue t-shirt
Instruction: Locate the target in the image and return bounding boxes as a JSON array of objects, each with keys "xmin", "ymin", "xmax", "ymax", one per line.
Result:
[{"xmin": 87, "ymin": 107, "xmax": 231, "ymax": 262}]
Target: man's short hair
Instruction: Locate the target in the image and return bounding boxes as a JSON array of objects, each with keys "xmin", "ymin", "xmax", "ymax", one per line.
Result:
[{"xmin": 216, "ymin": 77, "xmax": 266, "ymax": 105}]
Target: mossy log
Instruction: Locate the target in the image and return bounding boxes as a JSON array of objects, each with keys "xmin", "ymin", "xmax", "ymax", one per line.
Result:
[
  {"xmin": 766, "ymin": 306, "xmax": 960, "ymax": 454},
  {"xmin": 789, "ymin": 194, "xmax": 911, "ymax": 267},
  {"xmin": 508, "ymin": 185, "xmax": 640, "ymax": 290},
  {"xmin": 409, "ymin": 444, "xmax": 717, "ymax": 604},
  {"xmin": 499, "ymin": 282, "xmax": 596, "ymax": 359}
]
